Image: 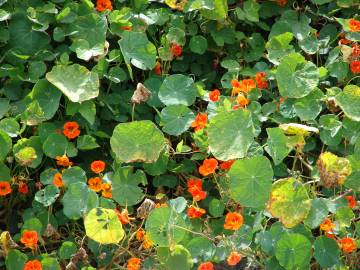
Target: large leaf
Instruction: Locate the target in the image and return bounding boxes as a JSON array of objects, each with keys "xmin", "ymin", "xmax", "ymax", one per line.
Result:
[
  {"xmin": 266, "ymin": 33, "xmax": 294, "ymax": 65},
  {"xmin": 158, "ymin": 74, "xmax": 197, "ymax": 106},
  {"xmin": 0, "ymin": 130, "xmax": 11, "ymax": 162},
  {"xmin": 35, "ymin": 185, "xmax": 60, "ymax": 207},
  {"xmin": 201, "ymin": 0, "xmax": 227, "ymax": 20},
  {"xmin": 62, "ymin": 182, "xmax": 98, "ymax": 220},
  {"xmin": 276, "ymin": 53, "xmax": 319, "ymax": 98},
  {"xmin": 208, "ymin": 109, "xmax": 255, "ymax": 160},
  {"xmin": 304, "ymin": 198, "xmax": 329, "ymax": 229},
  {"xmin": 335, "ymin": 85, "xmax": 360, "ymax": 121},
  {"xmin": 46, "ymin": 64, "xmax": 99, "ymax": 103},
  {"xmin": 267, "ymin": 178, "xmax": 311, "ymax": 228},
  {"xmin": 293, "ymin": 88, "xmax": 324, "ymax": 121},
  {"xmin": 265, "ymin": 128, "xmax": 292, "ymax": 165},
  {"xmin": 119, "ymin": 31, "xmax": 157, "ymax": 70},
  {"xmin": 13, "ymin": 136, "xmax": 43, "ymax": 168},
  {"xmin": 112, "ymin": 167, "xmax": 147, "ymax": 206},
  {"xmin": 275, "ymin": 233, "xmax": 312, "ymax": 270},
  {"xmin": 110, "ymin": 120, "xmax": 166, "ymax": 163},
  {"xmin": 43, "ymin": 134, "xmax": 68, "ymax": 158},
  {"xmin": 160, "ymin": 105, "xmax": 195, "ymax": 136},
  {"xmin": 145, "ymin": 207, "xmax": 186, "ymax": 247},
  {"xmin": 228, "ymin": 156, "xmax": 274, "ymax": 208},
  {"xmin": 314, "ymin": 236, "xmax": 340, "ymax": 268},
  {"xmin": 84, "ymin": 208, "xmax": 125, "ymax": 244}
]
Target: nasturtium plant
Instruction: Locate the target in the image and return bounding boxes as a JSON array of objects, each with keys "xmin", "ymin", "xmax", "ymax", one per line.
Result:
[{"xmin": 1, "ymin": 1, "xmax": 359, "ymax": 270}]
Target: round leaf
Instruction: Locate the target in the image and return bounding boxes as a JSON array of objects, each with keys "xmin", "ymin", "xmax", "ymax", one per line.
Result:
[
  {"xmin": 189, "ymin": 35, "xmax": 208, "ymax": 54},
  {"xmin": 35, "ymin": 185, "xmax": 60, "ymax": 207},
  {"xmin": 314, "ymin": 236, "xmax": 340, "ymax": 268},
  {"xmin": 335, "ymin": 85, "xmax": 360, "ymax": 121},
  {"xmin": 160, "ymin": 105, "xmax": 195, "ymax": 136},
  {"xmin": 43, "ymin": 133, "xmax": 68, "ymax": 158}
]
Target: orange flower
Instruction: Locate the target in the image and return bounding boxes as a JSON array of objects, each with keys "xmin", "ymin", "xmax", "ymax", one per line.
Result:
[
  {"xmin": 55, "ymin": 155, "xmax": 73, "ymax": 167},
  {"xmin": 23, "ymin": 260, "xmax": 42, "ymax": 270},
  {"xmin": 255, "ymin": 72, "xmax": 268, "ymax": 89},
  {"xmin": 101, "ymin": 183, "xmax": 112, "ymax": 199},
  {"xmin": 198, "ymin": 158, "xmax": 218, "ymax": 176},
  {"xmin": 235, "ymin": 95, "xmax": 249, "ymax": 108},
  {"xmin": 187, "ymin": 179, "xmax": 206, "ymax": 201},
  {"xmin": 198, "ymin": 262, "xmax": 214, "ymax": 270},
  {"xmin": 53, "ymin": 173, "xmax": 63, "ymax": 188},
  {"xmin": 121, "ymin": 25, "xmax": 132, "ymax": 31},
  {"xmin": 345, "ymin": 196, "xmax": 356, "ymax": 209},
  {"xmin": 155, "ymin": 202, "xmax": 168, "ymax": 208},
  {"xmin": 239, "ymin": 79, "xmax": 256, "ymax": 93},
  {"xmin": 352, "ymin": 44, "xmax": 360, "ymax": 58},
  {"xmin": 350, "ymin": 60, "xmax": 360, "ymax": 73},
  {"xmin": 187, "ymin": 206, "xmax": 206, "ymax": 219},
  {"xmin": 340, "ymin": 237, "xmax": 357, "ymax": 253},
  {"xmin": 325, "ymin": 232, "xmax": 337, "ymax": 240},
  {"xmin": 143, "ymin": 234, "xmax": 153, "ymax": 249},
  {"xmin": 171, "ymin": 43, "xmax": 182, "ymax": 58},
  {"xmin": 0, "ymin": 181, "xmax": 12, "ymax": 196},
  {"xmin": 224, "ymin": 212, "xmax": 244, "ymax": 230},
  {"xmin": 320, "ymin": 218, "xmax": 335, "ymax": 232},
  {"xmin": 127, "ymin": 257, "xmax": 141, "ymax": 270},
  {"xmin": 63, "ymin": 121, "xmax": 80, "ymax": 140},
  {"xmin": 153, "ymin": 62, "xmax": 162, "ymax": 75},
  {"xmin": 219, "ymin": 160, "xmax": 235, "ymax": 170},
  {"xmin": 96, "ymin": 0, "xmax": 113, "ymax": 12},
  {"xmin": 20, "ymin": 230, "xmax": 38, "ymax": 250},
  {"xmin": 227, "ymin": 251, "xmax": 242, "ymax": 266},
  {"xmin": 209, "ymin": 89, "xmax": 221, "ymax": 102},
  {"xmin": 88, "ymin": 177, "xmax": 103, "ymax": 192},
  {"xmin": 117, "ymin": 208, "xmax": 132, "ymax": 225},
  {"xmin": 191, "ymin": 113, "xmax": 208, "ymax": 132},
  {"xmin": 349, "ymin": 19, "xmax": 360, "ymax": 32},
  {"xmin": 91, "ymin": 160, "xmax": 106, "ymax": 174},
  {"xmin": 136, "ymin": 229, "xmax": 145, "ymax": 241},
  {"xmin": 18, "ymin": 182, "xmax": 28, "ymax": 194}
]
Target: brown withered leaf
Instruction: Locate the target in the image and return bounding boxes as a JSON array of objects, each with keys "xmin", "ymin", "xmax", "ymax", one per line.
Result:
[
  {"xmin": 131, "ymin": 83, "xmax": 151, "ymax": 104},
  {"xmin": 137, "ymin": 198, "xmax": 155, "ymax": 219}
]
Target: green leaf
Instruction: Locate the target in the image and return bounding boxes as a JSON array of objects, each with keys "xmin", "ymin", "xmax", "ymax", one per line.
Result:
[
  {"xmin": 335, "ymin": 85, "xmax": 360, "ymax": 121},
  {"xmin": 186, "ymin": 237, "xmax": 215, "ymax": 260},
  {"xmin": 304, "ymin": 198, "xmax": 329, "ymax": 229},
  {"xmin": 143, "ymin": 150, "xmax": 169, "ymax": 176},
  {"xmin": 5, "ymin": 250, "xmax": 27, "ymax": 270},
  {"xmin": 164, "ymin": 245, "xmax": 193, "ymax": 270},
  {"xmin": 13, "ymin": 136, "xmax": 43, "ymax": 168},
  {"xmin": 41, "ymin": 257, "xmax": 61, "ymax": 270},
  {"xmin": 110, "ymin": 120, "xmax": 166, "ymax": 163},
  {"xmin": 293, "ymin": 88, "xmax": 324, "ymax": 121},
  {"xmin": 0, "ymin": 98, "xmax": 10, "ymax": 119},
  {"xmin": 62, "ymin": 182, "xmax": 98, "ymax": 220},
  {"xmin": 314, "ymin": 236, "xmax": 340, "ymax": 268},
  {"xmin": 335, "ymin": 206, "xmax": 354, "ymax": 227},
  {"xmin": 275, "ymin": 233, "xmax": 312, "ymax": 270},
  {"xmin": 276, "ymin": 53, "xmax": 319, "ymax": 98},
  {"xmin": 112, "ymin": 167, "xmax": 147, "ymax": 206},
  {"xmin": 59, "ymin": 241, "xmax": 77, "ymax": 260},
  {"xmin": 84, "ymin": 207, "xmax": 125, "ymax": 244},
  {"xmin": 78, "ymin": 101, "xmax": 96, "ymax": 125},
  {"xmin": 265, "ymin": 128, "xmax": 292, "ymax": 165},
  {"xmin": 43, "ymin": 134, "xmax": 68, "ymax": 158},
  {"xmin": 77, "ymin": 135, "xmax": 99, "ymax": 150},
  {"xmin": 46, "ymin": 64, "xmax": 99, "ymax": 103},
  {"xmin": 267, "ymin": 178, "xmax": 311, "ymax": 228},
  {"xmin": 201, "ymin": 0, "xmax": 227, "ymax": 20},
  {"xmin": 209, "ymin": 198, "xmax": 225, "ymax": 217},
  {"xmin": 146, "ymin": 207, "xmax": 186, "ymax": 247},
  {"xmin": 0, "ymin": 130, "xmax": 11, "ymax": 161},
  {"xmin": 119, "ymin": 31, "xmax": 157, "ymax": 70},
  {"xmin": 35, "ymin": 185, "xmax": 60, "ymax": 207},
  {"xmin": 160, "ymin": 105, "xmax": 195, "ymax": 136},
  {"xmin": 62, "ymin": 166, "xmax": 87, "ymax": 185},
  {"xmin": 243, "ymin": 0, "xmax": 260, "ymax": 22},
  {"xmin": 208, "ymin": 109, "xmax": 255, "ymax": 161},
  {"xmin": 158, "ymin": 74, "xmax": 197, "ymax": 106},
  {"xmin": 266, "ymin": 32, "xmax": 294, "ymax": 65},
  {"xmin": 229, "ymin": 156, "xmax": 273, "ymax": 208},
  {"xmin": 189, "ymin": 35, "xmax": 208, "ymax": 54},
  {"xmin": 0, "ymin": 162, "xmax": 10, "ymax": 180},
  {"xmin": 0, "ymin": 118, "xmax": 20, "ymax": 137}
]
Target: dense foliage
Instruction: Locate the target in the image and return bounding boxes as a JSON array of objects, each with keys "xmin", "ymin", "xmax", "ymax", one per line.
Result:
[{"xmin": 0, "ymin": 0, "xmax": 359, "ymax": 269}]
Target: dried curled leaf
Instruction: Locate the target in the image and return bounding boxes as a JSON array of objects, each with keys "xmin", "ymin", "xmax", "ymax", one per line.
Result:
[
  {"xmin": 137, "ymin": 198, "xmax": 156, "ymax": 219},
  {"xmin": 131, "ymin": 83, "xmax": 151, "ymax": 104},
  {"xmin": 0, "ymin": 231, "xmax": 19, "ymax": 255},
  {"xmin": 317, "ymin": 152, "xmax": 352, "ymax": 188}
]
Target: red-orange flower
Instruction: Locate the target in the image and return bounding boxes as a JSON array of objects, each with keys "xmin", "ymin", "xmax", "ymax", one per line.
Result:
[
  {"xmin": 18, "ymin": 182, "xmax": 28, "ymax": 194},
  {"xmin": 349, "ymin": 19, "xmax": 360, "ymax": 32},
  {"xmin": 171, "ymin": 43, "xmax": 182, "ymax": 58},
  {"xmin": 0, "ymin": 181, "xmax": 12, "ymax": 196},
  {"xmin": 320, "ymin": 218, "xmax": 335, "ymax": 232},
  {"xmin": 127, "ymin": 257, "xmax": 141, "ymax": 270},
  {"xmin": 88, "ymin": 177, "xmax": 103, "ymax": 192},
  {"xmin": 198, "ymin": 262, "xmax": 214, "ymax": 270},
  {"xmin": 143, "ymin": 234, "xmax": 153, "ymax": 249},
  {"xmin": 63, "ymin": 121, "xmax": 80, "ymax": 140},
  {"xmin": 340, "ymin": 237, "xmax": 357, "ymax": 253},
  {"xmin": 187, "ymin": 206, "xmax": 206, "ymax": 219},
  {"xmin": 325, "ymin": 232, "xmax": 337, "ymax": 240},
  {"xmin": 235, "ymin": 95, "xmax": 249, "ymax": 108},
  {"xmin": 55, "ymin": 155, "xmax": 73, "ymax": 167},
  {"xmin": 96, "ymin": 0, "xmax": 113, "ymax": 12},
  {"xmin": 23, "ymin": 260, "xmax": 42, "ymax": 270},
  {"xmin": 227, "ymin": 251, "xmax": 242, "ymax": 266},
  {"xmin": 255, "ymin": 72, "xmax": 268, "ymax": 89},
  {"xmin": 350, "ymin": 60, "xmax": 360, "ymax": 73},
  {"xmin": 198, "ymin": 158, "xmax": 218, "ymax": 176},
  {"xmin": 239, "ymin": 79, "xmax": 256, "ymax": 93},
  {"xmin": 136, "ymin": 229, "xmax": 145, "ymax": 241},
  {"xmin": 219, "ymin": 160, "xmax": 235, "ymax": 170},
  {"xmin": 345, "ymin": 196, "xmax": 356, "ymax": 208},
  {"xmin": 187, "ymin": 179, "xmax": 206, "ymax": 202},
  {"xmin": 224, "ymin": 212, "xmax": 244, "ymax": 230},
  {"xmin": 117, "ymin": 208, "xmax": 132, "ymax": 225},
  {"xmin": 91, "ymin": 160, "xmax": 106, "ymax": 174},
  {"xmin": 121, "ymin": 25, "xmax": 132, "ymax": 31},
  {"xmin": 209, "ymin": 89, "xmax": 221, "ymax": 102},
  {"xmin": 101, "ymin": 183, "xmax": 112, "ymax": 199},
  {"xmin": 53, "ymin": 173, "xmax": 63, "ymax": 188},
  {"xmin": 352, "ymin": 44, "xmax": 360, "ymax": 58},
  {"xmin": 154, "ymin": 62, "xmax": 162, "ymax": 75},
  {"xmin": 20, "ymin": 230, "xmax": 38, "ymax": 250},
  {"xmin": 191, "ymin": 113, "xmax": 208, "ymax": 131}
]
